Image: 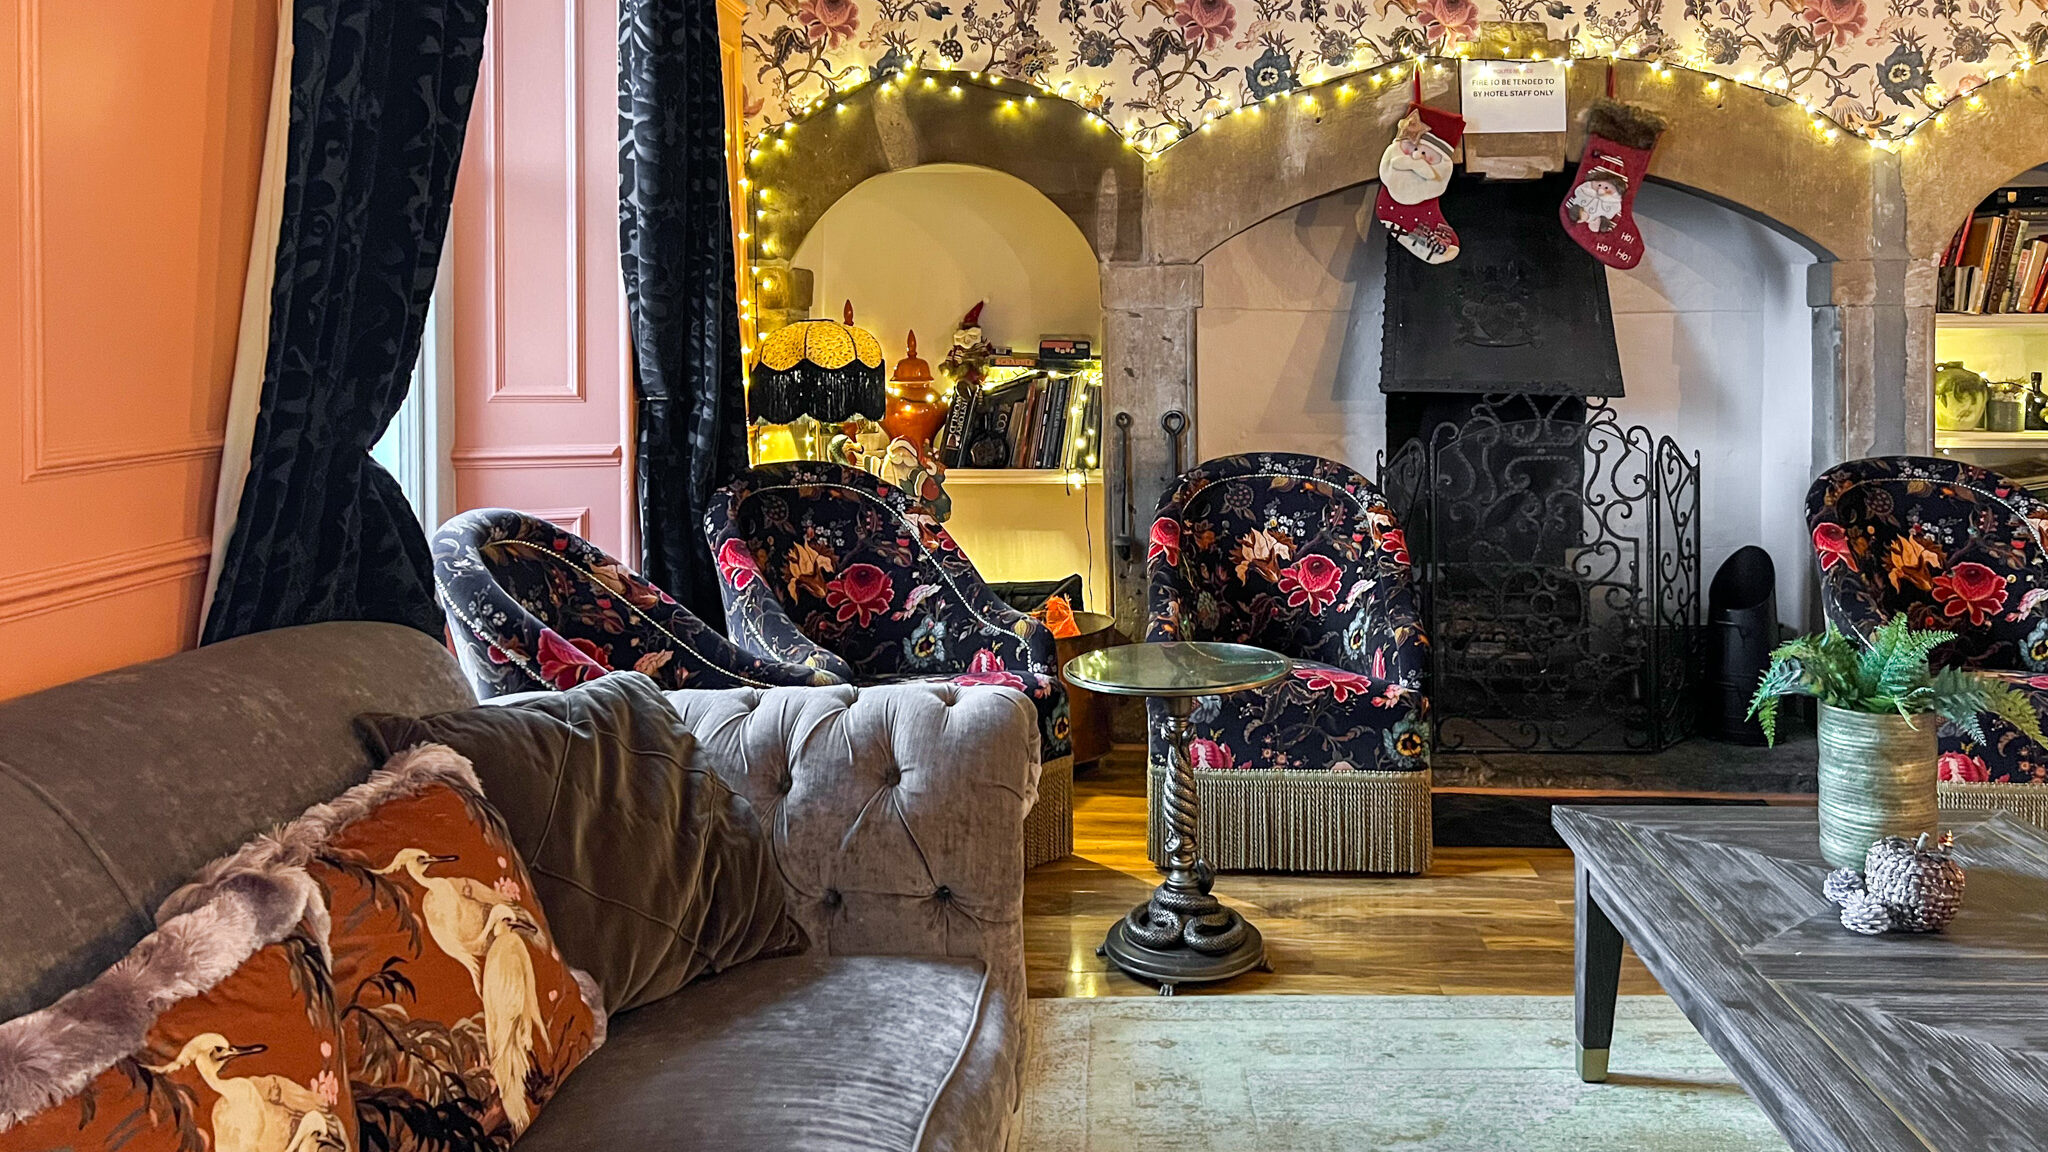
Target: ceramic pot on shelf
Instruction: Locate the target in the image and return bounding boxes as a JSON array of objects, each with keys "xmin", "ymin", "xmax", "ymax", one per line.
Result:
[
  {"xmin": 1935, "ymin": 362, "xmax": 1989, "ymax": 431},
  {"xmin": 1814, "ymin": 702, "xmax": 1939, "ymax": 869}
]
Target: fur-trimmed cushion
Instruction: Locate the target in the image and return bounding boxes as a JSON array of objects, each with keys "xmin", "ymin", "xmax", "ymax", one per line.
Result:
[
  {"xmin": 0, "ymin": 864, "xmax": 353, "ymax": 1150},
  {"xmin": 171, "ymin": 744, "xmax": 606, "ymax": 1149}
]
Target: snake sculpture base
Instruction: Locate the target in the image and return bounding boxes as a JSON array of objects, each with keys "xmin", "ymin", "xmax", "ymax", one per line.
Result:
[{"xmin": 1098, "ymin": 700, "xmax": 1267, "ymax": 994}]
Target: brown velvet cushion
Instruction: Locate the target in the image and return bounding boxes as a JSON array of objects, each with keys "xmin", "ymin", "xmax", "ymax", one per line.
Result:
[{"xmin": 357, "ymin": 671, "xmax": 803, "ymax": 1014}]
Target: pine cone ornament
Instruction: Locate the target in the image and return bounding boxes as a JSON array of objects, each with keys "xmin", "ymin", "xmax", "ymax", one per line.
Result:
[
  {"xmin": 1863, "ymin": 833, "xmax": 1966, "ymax": 933},
  {"xmin": 1838, "ymin": 892, "xmax": 1897, "ymax": 935},
  {"xmin": 1823, "ymin": 867, "xmax": 1865, "ymax": 904}
]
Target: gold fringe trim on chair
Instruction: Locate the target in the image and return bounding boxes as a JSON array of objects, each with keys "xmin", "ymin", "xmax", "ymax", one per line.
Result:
[
  {"xmin": 1147, "ymin": 762, "xmax": 1433, "ymax": 874},
  {"xmin": 1939, "ymin": 780, "xmax": 2048, "ymax": 831},
  {"xmin": 1025, "ymin": 754, "xmax": 1075, "ymax": 868}
]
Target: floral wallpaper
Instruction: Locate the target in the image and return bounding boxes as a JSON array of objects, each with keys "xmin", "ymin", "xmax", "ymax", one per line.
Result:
[{"xmin": 740, "ymin": 0, "xmax": 2048, "ymax": 144}]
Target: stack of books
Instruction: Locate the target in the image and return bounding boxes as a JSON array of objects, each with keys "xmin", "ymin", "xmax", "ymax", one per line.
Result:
[
  {"xmin": 936, "ymin": 367, "xmax": 1101, "ymax": 471},
  {"xmin": 1940, "ymin": 192, "xmax": 2048, "ymax": 314}
]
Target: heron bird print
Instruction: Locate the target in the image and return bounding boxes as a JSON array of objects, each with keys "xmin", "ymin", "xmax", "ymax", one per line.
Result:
[
  {"xmin": 480, "ymin": 903, "xmax": 552, "ymax": 1133},
  {"xmin": 375, "ymin": 846, "xmax": 527, "ymax": 992},
  {"xmin": 148, "ymin": 1033, "xmax": 349, "ymax": 1152}
]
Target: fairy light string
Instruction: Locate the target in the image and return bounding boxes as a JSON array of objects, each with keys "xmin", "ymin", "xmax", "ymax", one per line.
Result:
[{"xmin": 738, "ymin": 48, "xmax": 2029, "ymax": 357}]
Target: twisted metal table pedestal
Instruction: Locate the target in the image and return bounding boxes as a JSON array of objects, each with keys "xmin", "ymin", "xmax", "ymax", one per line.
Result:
[{"xmin": 1097, "ymin": 696, "xmax": 1265, "ymax": 993}]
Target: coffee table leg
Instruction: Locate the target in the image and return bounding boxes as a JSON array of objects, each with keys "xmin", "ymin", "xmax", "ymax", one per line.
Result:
[
  {"xmin": 1099, "ymin": 695, "xmax": 1264, "ymax": 990},
  {"xmin": 1576, "ymin": 859, "xmax": 1622, "ymax": 1083}
]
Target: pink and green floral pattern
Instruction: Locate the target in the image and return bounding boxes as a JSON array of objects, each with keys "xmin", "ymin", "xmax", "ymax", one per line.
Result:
[
  {"xmin": 707, "ymin": 462, "xmax": 1072, "ymax": 765},
  {"xmin": 739, "ymin": 0, "xmax": 2041, "ymax": 147},
  {"xmin": 433, "ymin": 509, "xmax": 836, "ymax": 698},
  {"xmin": 1809, "ymin": 456, "xmax": 2048, "ymax": 784},
  {"xmin": 1149, "ymin": 452, "xmax": 1430, "ymax": 774}
]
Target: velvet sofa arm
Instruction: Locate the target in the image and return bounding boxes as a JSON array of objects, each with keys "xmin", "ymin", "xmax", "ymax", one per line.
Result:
[{"xmin": 660, "ymin": 682, "xmax": 1039, "ymax": 1011}]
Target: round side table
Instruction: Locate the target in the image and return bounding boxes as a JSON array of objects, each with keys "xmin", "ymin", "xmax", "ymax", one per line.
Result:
[{"xmin": 1062, "ymin": 641, "xmax": 1289, "ymax": 994}]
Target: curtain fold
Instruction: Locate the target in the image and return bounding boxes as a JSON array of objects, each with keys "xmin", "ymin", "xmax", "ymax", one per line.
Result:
[
  {"xmin": 200, "ymin": 0, "xmax": 295, "ymax": 635},
  {"xmin": 202, "ymin": 0, "xmax": 489, "ymax": 644},
  {"xmin": 620, "ymin": 0, "xmax": 748, "ymax": 627}
]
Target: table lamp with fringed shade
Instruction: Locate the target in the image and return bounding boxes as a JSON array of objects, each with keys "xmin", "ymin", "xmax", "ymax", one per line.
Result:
[{"xmin": 747, "ymin": 300, "xmax": 886, "ymax": 425}]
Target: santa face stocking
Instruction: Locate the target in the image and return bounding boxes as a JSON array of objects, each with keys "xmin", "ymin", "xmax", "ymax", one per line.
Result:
[
  {"xmin": 1375, "ymin": 103, "xmax": 1465, "ymax": 264},
  {"xmin": 1560, "ymin": 99, "xmax": 1667, "ymax": 270}
]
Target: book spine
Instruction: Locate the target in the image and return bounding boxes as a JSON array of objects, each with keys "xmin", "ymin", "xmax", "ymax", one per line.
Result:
[{"xmin": 1044, "ymin": 377, "xmax": 1072, "ymax": 468}]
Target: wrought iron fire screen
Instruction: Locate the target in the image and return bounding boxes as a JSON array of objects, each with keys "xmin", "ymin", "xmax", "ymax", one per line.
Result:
[{"xmin": 1380, "ymin": 396, "xmax": 1701, "ymax": 753}]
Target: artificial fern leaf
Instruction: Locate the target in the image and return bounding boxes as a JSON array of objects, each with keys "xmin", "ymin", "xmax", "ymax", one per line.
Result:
[{"xmin": 1856, "ymin": 617, "xmax": 1952, "ymax": 708}]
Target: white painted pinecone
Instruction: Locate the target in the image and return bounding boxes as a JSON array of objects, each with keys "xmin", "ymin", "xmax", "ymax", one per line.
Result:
[
  {"xmin": 1838, "ymin": 892, "xmax": 1896, "ymax": 935},
  {"xmin": 1822, "ymin": 868, "xmax": 1865, "ymax": 905},
  {"xmin": 1863, "ymin": 835, "xmax": 1966, "ymax": 934}
]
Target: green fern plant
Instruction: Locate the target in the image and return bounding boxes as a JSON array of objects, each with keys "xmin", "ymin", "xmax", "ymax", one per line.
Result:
[{"xmin": 1747, "ymin": 616, "xmax": 2048, "ymax": 747}]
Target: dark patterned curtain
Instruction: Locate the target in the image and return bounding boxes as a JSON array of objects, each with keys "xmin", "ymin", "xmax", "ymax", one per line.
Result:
[
  {"xmin": 203, "ymin": 0, "xmax": 488, "ymax": 644},
  {"xmin": 620, "ymin": 0, "xmax": 748, "ymax": 627}
]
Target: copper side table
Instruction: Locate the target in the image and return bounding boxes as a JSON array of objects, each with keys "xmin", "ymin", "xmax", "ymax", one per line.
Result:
[{"xmin": 1063, "ymin": 641, "xmax": 1290, "ymax": 994}]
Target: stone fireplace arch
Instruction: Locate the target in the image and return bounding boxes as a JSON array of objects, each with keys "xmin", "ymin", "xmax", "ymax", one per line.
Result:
[{"xmin": 748, "ymin": 63, "xmax": 1907, "ymax": 628}]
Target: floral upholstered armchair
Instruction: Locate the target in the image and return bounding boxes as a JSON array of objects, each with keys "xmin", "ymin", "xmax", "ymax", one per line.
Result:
[
  {"xmin": 1809, "ymin": 456, "xmax": 2048, "ymax": 822},
  {"xmin": 1148, "ymin": 452, "xmax": 1433, "ymax": 874},
  {"xmin": 707, "ymin": 463, "xmax": 1075, "ymax": 863},
  {"xmin": 432, "ymin": 509, "xmax": 833, "ymax": 699}
]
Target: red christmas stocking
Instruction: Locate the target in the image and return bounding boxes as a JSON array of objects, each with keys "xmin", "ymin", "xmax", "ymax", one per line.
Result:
[
  {"xmin": 1559, "ymin": 99, "xmax": 1667, "ymax": 270},
  {"xmin": 1374, "ymin": 101, "xmax": 1465, "ymax": 264}
]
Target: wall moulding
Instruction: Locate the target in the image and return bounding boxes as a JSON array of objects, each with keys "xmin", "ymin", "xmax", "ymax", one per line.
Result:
[
  {"xmin": 0, "ymin": 535, "xmax": 212, "ymax": 625},
  {"xmin": 448, "ymin": 444, "xmax": 624, "ymax": 469},
  {"xmin": 526, "ymin": 506, "xmax": 591, "ymax": 539}
]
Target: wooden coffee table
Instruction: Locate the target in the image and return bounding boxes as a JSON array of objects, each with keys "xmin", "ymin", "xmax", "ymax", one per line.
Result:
[{"xmin": 1554, "ymin": 805, "xmax": 2048, "ymax": 1152}]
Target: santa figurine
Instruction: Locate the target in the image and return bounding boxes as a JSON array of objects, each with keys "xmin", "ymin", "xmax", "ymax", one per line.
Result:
[
  {"xmin": 940, "ymin": 301, "xmax": 995, "ymax": 389},
  {"xmin": 879, "ymin": 436, "xmax": 953, "ymax": 521}
]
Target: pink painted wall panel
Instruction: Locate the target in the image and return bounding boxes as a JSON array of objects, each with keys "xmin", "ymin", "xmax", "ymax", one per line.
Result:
[{"xmin": 450, "ymin": 0, "xmax": 634, "ymax": 559}]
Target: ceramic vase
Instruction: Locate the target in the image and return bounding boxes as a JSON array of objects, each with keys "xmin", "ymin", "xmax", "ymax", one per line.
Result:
[{"xmin": 1814, "ymin": 702, "xmax": 1939, "ymax": 869}]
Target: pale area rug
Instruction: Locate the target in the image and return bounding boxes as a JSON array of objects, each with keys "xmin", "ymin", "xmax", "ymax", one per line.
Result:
[{"xmin": 1021, "ymin": 994, "xmax": 1789, "ymax": 1152}]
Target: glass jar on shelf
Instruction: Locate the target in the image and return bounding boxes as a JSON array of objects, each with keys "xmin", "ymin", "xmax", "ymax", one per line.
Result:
[{"xmin": 1988, "ymin": 379, "xmax": 2028, "ymax": 433}]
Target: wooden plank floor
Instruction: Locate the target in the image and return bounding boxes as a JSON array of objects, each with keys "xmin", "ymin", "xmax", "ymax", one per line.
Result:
[{"xmin": 1026, "ymin": 749, "xmax": 1663, "ymax": 998}]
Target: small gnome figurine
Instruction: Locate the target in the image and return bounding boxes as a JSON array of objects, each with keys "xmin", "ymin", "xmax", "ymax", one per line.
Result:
[
  {"xmin": 1824, "ymin": 833, "xmax": 1967, "ymax": 936},
  {"xmin": 880, "ymin": 436, "xmax": 952, "ymax": 522},
  {"xmin": 940, "ymin": 301, "xmax": 995, "ymax": 389}
]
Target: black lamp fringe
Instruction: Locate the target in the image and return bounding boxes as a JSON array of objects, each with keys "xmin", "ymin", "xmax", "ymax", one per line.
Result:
[{"xmin": 748, "ymin": 362, "xmax": 888, "ymax": 424}]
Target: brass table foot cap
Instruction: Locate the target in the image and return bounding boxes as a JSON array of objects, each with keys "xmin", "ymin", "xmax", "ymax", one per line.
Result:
[{"xmin": 1577, "ymin": 1045, "xmax": 1610, "ymax": 1083}]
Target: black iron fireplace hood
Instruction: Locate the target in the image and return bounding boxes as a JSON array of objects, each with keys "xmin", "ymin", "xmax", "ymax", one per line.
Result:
[{"xmin": 1380, "ymin": 173, "xmax": 1624, "ymax": 396}]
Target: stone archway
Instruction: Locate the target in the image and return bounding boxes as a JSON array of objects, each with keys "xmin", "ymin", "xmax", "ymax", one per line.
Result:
[
  {"xmin": 742, "ymin": 79, "xmax": 1145, "ymax": 267},
  {"xmin": 1898, "ymin": 71, "xmax": 2048, "ymax": 454},
  {"xmin": 751, "ymin": 62, "xmax": 1917, "ymax": 631}
]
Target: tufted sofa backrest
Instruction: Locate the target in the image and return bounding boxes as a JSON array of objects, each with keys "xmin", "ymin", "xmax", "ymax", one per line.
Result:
[{"xmin": 661, "ymin": 681, "xmax": 1039, "ymax": 1034}]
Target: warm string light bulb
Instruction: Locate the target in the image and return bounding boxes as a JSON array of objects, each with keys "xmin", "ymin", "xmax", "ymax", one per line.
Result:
[{"xmin": 735, "ymin": 47, "xmax": 2023, "ymax": 170}]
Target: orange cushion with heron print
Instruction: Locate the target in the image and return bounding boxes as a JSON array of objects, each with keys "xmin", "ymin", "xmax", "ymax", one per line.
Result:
[
  {"xmin": 291, "ymin": 744, "xmax": 604, "ymax": 1150},
  {"xmin": 0, "ymin": 865, "xmax": 353, "ymax": 1152}
]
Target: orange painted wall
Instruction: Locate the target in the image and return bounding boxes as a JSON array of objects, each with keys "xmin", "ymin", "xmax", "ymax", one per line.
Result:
[{"xmin": 0, "ymin": 0, "xmax": 277, "ymax": 698}]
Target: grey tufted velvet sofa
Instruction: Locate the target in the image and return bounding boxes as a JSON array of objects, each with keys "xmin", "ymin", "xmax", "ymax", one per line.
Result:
[{"xmin": 0, "ymin": 621, "xmax": 1040, "ymax": 1152}]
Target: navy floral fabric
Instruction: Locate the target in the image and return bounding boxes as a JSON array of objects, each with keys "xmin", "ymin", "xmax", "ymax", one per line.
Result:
[
  {"xmin": 707, "ymin": 462, "xmax": 1072, "ymax": 764},
  {"xmin": 1149, "ymin": 453, "xmax": 1431, "ymax": 774},
  {"xmin": 1809, "ymin": 456, "xmax": 2048, "ymax": 784},
  {"xmin": 433, "ymin": 508, "xmax": 833, "ymax": 699}
]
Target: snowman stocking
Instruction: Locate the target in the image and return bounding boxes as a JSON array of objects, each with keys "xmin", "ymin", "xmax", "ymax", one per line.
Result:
[
  {"xmin": 1374, "ymin": 100, "xmax": 1465, "ymax": 264},
  {"xmin": 1559, "ymin": 99, "xmax": 1667, "ymax": 269}
]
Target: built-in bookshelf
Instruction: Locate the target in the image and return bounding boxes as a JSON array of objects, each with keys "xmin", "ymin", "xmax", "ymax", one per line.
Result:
[
  {"xmin": 934, "ymin": 361, "xmax": 1102, "ymax": 475},
  {"xmin": 1938, "ymin": 187, "xmax": 2048, "ymax": 316}
]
